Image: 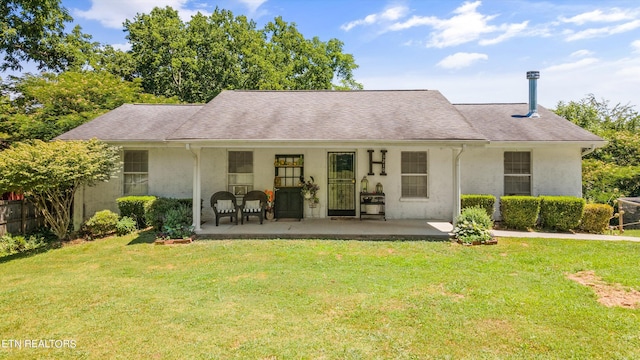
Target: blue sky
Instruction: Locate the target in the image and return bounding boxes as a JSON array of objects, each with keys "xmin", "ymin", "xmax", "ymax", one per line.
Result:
[{"xmin": 54, "ymin": 0, "xmax": 640, "ymax": 108}]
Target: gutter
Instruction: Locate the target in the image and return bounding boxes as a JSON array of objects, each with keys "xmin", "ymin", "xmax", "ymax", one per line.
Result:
[{"xmin": 581, "ymin": 144, "xmax": 597, "ymax": 157}]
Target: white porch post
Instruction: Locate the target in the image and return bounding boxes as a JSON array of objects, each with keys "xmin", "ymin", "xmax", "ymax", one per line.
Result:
[
  {"xmin": 452, "ymin": 145, "xmax": 466, "ymax": 225},
  {"xmin": 188, "ymin": 144, "xmax": 202, "ymax": 232}
]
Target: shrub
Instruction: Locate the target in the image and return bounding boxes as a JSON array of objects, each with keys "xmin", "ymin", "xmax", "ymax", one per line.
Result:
[
  {"xmin": 500, "ymin": 196, "xmax": 541, "ymax": 230},
  {"xmin": 453, "ymin": 206, "xmax": 494, "ymax": 244},
  {"xmin": 461, "ymin": 194, "xmax": 496, "ymax": 218},
  {"xmin": 116, "ymin": 196, "xmax": 156, "ymax": 229},
  {"xmin": 84, "ymin": 210, "xmax": 119, "ymax": 238},
  {"xmin": 580, "ymin": 204, "xmax": 614, "ymax": 234},
  {"xmin": 539, "ymin": 196, "xmax": 586, "ymax": 231},
  {"xmin": 116, "ymin": 216, "xmax": 137, "ymax": 236},
  {"xmin": 145, "ymin": 198, "xmax": 193, "ymax": 230},
  {"xmin": 0, "ymin": 234, "xmax": 47, "ymax": 256},
  {"xmin": 159, "ymin": 204, "xmax": 194, "ymax": 239}
]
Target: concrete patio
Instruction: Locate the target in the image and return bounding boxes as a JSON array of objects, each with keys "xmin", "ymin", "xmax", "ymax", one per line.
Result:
[{"xmin": 197, "ymin": 216, "xmax": 454, "ymax": 240}]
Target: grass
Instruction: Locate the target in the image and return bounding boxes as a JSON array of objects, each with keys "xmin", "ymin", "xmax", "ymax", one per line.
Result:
[
  {"xmin": 621, "ymin": 229, "xmax": 640, "ymax": 237},
  {"xmin": 1, "ymin": 233, "xmax": 639, "ymax": 359}
]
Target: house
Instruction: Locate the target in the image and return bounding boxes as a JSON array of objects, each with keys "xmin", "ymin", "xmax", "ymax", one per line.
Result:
[{"xmin": 56, "ymin": 72, "xmax": 605, "ymax": 231}]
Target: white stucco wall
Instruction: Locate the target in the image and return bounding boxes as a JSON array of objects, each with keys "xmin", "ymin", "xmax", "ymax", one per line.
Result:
[
  {"xmin": 74, "ymin": 142, "xmax": 585, "ymax": 227},
  {"xmin": 460, "ymin": 144, "xmax": 583, "ymax": 218}
]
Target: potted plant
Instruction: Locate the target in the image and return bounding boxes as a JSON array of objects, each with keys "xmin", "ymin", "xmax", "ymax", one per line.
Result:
[
  {"xmin": 453, "ymin": 206, "xmax": 496, "ymax": 245},
  {"xmin": 300, "ymin": 176, "xmax": 320, "ymax": 201}
]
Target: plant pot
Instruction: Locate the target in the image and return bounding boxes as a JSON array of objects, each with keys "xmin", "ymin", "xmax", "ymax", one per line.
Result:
[
  {"xmin": 456, "ymin": 238, "xmax": 498, "ymax": 246},
  {"xmin": 155, "ymin": 237, "xmax": 194, "ymax": 245}
]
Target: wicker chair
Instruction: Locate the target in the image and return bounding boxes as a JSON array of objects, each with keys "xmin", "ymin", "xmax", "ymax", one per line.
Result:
[
  {"xmin": 210, "ymin": 191, "xmax": 238, "ymax": 226},
  {"xmin": 240, "ymin": 190, "xmax": 268, "ymax": 224}
]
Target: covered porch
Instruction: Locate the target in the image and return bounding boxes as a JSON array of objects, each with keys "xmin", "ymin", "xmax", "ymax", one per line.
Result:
[{"xmin": 196, "ymin": 215, "xmax": 453, "ymax": 240}]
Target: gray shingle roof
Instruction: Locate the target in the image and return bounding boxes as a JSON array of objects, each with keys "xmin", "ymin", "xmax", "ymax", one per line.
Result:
[
  {"xmin": 168, "ymin": 90, "xmax": 488, "ymax": 141},
  {"xmin": 55, "ymin": 91, "xmax": 603, "ymax": 144},
  {"xmin": 55, "ymin": 104, "xmax": 204, "ymax": 141},
  {"xmin": 454, "ymin": 103, "xmax": 604, "ymax": 142}
]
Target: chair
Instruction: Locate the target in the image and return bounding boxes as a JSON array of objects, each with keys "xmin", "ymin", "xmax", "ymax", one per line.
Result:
[
  {"xmin": 210, "ymin": 191, "xmax": 238, "ymax": 226},
  {"xmin": 240, "ymin": 190, "xmax": 268, "ymax": 224}
]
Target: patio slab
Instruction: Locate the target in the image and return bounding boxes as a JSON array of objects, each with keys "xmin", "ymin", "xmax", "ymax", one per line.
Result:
[{"xmin": 197, "ymin": 217, "xmax": 453, "ymax": 240}]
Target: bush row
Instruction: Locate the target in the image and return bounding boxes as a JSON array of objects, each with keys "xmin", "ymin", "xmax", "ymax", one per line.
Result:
[
  {"xmin": 463, "ymin": 194, "xmax": 613, "ymax": 233},
  {"xmin": 115, "ymin": 196, "xmax": 192, "ymax": 229},
  {"xmin": 81, "ymin": 197, "xmax": 194, "ymax": 240}
]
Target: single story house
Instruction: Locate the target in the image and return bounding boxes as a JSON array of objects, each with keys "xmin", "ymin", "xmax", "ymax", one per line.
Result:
[{"xmin": 57, "ymin": 72, "xmax": 605, "ymax": 232}]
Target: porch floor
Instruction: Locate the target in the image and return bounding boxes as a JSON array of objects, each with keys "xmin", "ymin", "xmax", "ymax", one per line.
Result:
[{"xmin": 197, "ymin": 215, "xmax": 453, "ymax": 240}]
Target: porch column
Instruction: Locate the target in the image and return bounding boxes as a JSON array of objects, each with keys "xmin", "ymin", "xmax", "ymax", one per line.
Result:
[
  {"xmin": 188, "ymin": 145, "xmax": 202, "ymax": 232},
  {"xmin": 452, "ymin": 145, "xmax": 466, "ymax": 225}
]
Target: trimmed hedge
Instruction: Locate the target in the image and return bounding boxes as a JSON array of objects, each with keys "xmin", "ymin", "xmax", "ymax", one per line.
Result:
[
  {"xmin": 500, "ymin": 196, "xmax": 541, "ymax": 230},
  {"xmin": 539, "ymin": 196, "xmax": 586, "ymax": 232},
  {"xmin": 461, "ymin": 194, "xmax": 496, "ymax": 218},
  {"xmin": 116, "ymin": 196, "xmax": 156, "ymax": 229},
  {"xmin": 580, "ymin": 204, "xmax": 614, "ymax": 234}
]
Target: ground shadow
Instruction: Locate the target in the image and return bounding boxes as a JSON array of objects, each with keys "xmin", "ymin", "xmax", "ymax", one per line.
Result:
[
  {"xmin": 0, "ymin": 243, "xmax": 59, "ymax": 264},
  {"xmin": 126, "ymin": 229, "xmax": 157, "ymax": 245}
]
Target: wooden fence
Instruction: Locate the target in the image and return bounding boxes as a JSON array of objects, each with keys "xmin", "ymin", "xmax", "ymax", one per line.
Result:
[{"xmin": 0, "ymin": 200, "xmax": 43, "ymax": 236}]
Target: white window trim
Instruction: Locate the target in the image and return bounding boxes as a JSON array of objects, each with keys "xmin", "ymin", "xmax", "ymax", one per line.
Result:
[
  {"xmin": 123, "ymin": 150, "xmax": 149, "ymax": 196},
  {"xmin": 400, "ymin": 151, "xmax": 429, "ymax": 200},
  {"xmin": 504, "ymin": 151, "xmax": 532, "ymax": 196}
]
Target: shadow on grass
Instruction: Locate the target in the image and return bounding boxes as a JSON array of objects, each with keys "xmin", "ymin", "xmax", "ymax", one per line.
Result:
[
  {"xmin": 127, "ymin": 229, "xmax": 157, "ymax": 245},
  {"xmin": 0, "ymin": 242, "xmax": 60, "ymax": 264}
]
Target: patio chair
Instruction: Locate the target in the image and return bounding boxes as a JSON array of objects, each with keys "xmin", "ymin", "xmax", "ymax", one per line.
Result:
[
  {"xmin": 210, "ymin": 191, "xmax": 238, "ymax": 226},
  {"xmin": 240, "ymin": 190, "xmax": 268, "ymax": 224}
]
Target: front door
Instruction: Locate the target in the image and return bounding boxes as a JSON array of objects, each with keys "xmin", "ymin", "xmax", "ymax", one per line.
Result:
[{"xmin": 327, "ymin": 152, "xmax": 356, "ymax": 216}]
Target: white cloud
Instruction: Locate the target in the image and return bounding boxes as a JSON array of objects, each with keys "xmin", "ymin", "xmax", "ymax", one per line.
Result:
[
  {"xmin": 111, "ymin": 43, "xmax": 132, "ymax": 52},
  {"xmin": 632, "ymin": 40, "xmax": 640, "ymax": 53},
  {"xmin": 341, "ymin": 5, "xmax": 409, "ymax": 31},
  {"xmin": 544, "ymin": 58, "xmax": 599, "ymax": 72},
  {"xmin": 565, "ymin": 19, "xmax": 640, "ymax": 41},
  {"xmin": 388, "ymin": 1, "xmax": 526, "ymax": 48},
  {"xmin": 570, "ymin": 49, "xmax": 594, "ymax": 57},
  {"xmin": 436, "ymin": 52, "xmax": 488, "ymax": 69},
  {"xmin": 72, "ymin": 0, "xmax": 207, "ymax": 29},
  {"xmin": 559, "ymin": 8, "xmax": 634, "ymax": 25},
  {"xmin": 236, "ymin": 0, "xmax": 267, "ymax": 13},
  {"xmin": 479, "ymin": 21, "xmax": 528, "ymax": 46}
]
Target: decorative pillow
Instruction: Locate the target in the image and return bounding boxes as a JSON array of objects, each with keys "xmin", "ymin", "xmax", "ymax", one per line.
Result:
[
  {"xmin": 217, "ymin": 199, "xmax": 233, "ymax": 211},
  {"xmin": 245, "ymin": 200, "xmax": 260, "ymax": 210}
]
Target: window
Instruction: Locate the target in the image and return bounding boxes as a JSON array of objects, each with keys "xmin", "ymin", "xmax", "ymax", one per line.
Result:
[
  {"xmin": 504, "ymin": 151, "xmax": 531, "ymax": 196},
  {"xmin": 401, "ymin": 151, "xmax": 428, "ymax": 198},
  {"xmin": 123, "ymin": 150, "xmax": 148, "ymax": 195},
  {"xmin": 228, "ymin": 151, "xmax": 253, "ymax": 196}
]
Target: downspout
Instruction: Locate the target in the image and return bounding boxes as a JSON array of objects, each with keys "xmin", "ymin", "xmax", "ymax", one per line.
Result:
[
  {"xmin": 581, "ymin": 145, "xmax": 596, "ymax": 157},
  {"xmin": 186, "ymin": 144, "xmax": 202, "ymax": 232},
  {"xmin": 452, "ymin": 145, "xmax": 466, "ymax": 225}
]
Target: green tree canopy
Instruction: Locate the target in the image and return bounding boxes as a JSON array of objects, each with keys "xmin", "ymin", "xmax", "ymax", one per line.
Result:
[
  {"xmin": 124, "ymin": 6, "xmax": 361, "ymax": 103},
  {"xmin": 555, "ymin": 95, "xmax": 640, "ymax": 203},
  {"xmin": 0, "ymin": 139, "xmax": 120, "ymax": 240},
  {"xmin": 0, "ymin": 71, "xmax": 179, "ymax": 142}
]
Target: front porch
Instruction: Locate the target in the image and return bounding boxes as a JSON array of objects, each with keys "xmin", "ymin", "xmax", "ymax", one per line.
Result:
[{"xmin": 197, "ymin": 216, "xmax": 453, "ymax": 240}]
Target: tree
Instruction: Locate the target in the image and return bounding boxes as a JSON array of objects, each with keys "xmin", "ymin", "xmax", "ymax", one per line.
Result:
[
  {"xmin": 555, "ymin": 95, "xmax": 640, "ymax": 203},
  {"xmin": 124, "ymin": 6, "xmax": 361, "ymax": 102},
  {"xmin": 0, "ymin": 71, "xmax": 180, "ymax": 142},
  {"xmin": 2, "ymin": 0, "xmax": 70, "ymax": 71},
  {"xmin": 0, "ymin": 139, "xmax": 120, "ymax": 240}
]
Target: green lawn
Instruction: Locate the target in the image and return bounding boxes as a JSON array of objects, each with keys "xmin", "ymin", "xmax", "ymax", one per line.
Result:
[
  {"xmin": 1, "ymin": 233, "xmax": 639, "ymax": 359},
  {"xmin": 621, "ymin": 229, "xmax": 640, "ymax": 237}
]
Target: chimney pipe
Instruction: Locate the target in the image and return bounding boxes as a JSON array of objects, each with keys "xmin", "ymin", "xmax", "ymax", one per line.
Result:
[{"xmin": 526, "ymin": 71, "xmax": 540, "ymax": 118}]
